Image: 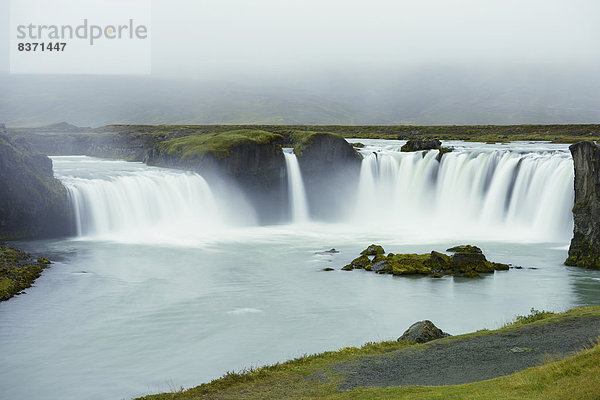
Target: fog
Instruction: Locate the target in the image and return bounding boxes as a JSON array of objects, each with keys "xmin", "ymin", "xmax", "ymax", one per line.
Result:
[{"xmin": 1, "ymin": 0, "xmax": 599, "ymax": 126}]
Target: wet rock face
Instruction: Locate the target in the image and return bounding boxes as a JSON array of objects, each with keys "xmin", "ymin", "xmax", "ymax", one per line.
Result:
[
  {"xmin": 398, "ymin": 320, "xmax": 451, "ymax": 343},
  {"xmin": 401, "ymin": 138, "xmax": 442, "ymax": 152},
  {"xmin": 0, "ymin": 127, "xmax": 72, "ymax": 239},
  {"xmin": 566, "ymin": 141, "xmax": 600, "ymax": 269},
  {"xmin": 400, "ymin": 138, "xmax": 453, "ymax": 161},
  {"xmin": 295, "ymin": 133, "xmax": 362, "ymax": 221}
]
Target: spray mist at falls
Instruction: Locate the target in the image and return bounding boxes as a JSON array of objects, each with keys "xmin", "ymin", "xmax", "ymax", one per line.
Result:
[{"xmin": 351, "ymin": 141, "xmax": 574, "ymax": 242}]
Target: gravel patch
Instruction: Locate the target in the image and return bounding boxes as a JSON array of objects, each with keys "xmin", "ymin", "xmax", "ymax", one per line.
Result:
[{"xmin": 334, "ymin": 315, "xmax": 600, "ymax": 389}]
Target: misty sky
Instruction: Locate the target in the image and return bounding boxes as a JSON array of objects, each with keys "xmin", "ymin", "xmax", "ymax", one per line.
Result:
[
  {"xmin": 1, "ymin": 0, "xmax": 599, "ymax": 126},
  {"xmin": 1, "ymin": 0, "xmax": 599, "ymax": 78}
]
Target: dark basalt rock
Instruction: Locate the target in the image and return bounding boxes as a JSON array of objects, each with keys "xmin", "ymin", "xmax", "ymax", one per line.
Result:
[
  {"xmin": 452, "ymin": 252, "xmax": 488, "ymax": 266},
  {"xmin": 398, "ymin": 320, "xmax": 451, "ymax": 343},
  {"xmin": 293, "ymin": 132, "xmax": 362, "ymax": 221},
  {"xmin": 369, "ymin": 260, "xmax": 389, "ymax": 272},
  {"xmin": 400, "ymin": 138, "xmax": 453, "ymax": 161},
  {"xmin": 429, "ymin": 251, "xmax": 452, "ymax": 270},
  {"xmin": 447, "ymin": 245, "xmax": 482, "ymax": 254},
  {"xmin": 401, "ymin": 138, "xmax": 442, "ymax": 152},
  {"xmin": 0, "ymin": 125, "xmax": 72, "ymax": 239},
  {"xmin": 342, "ymin": 255, "xmax": 372, "ymax": 271},
  {"xmin": 566, "ymin": 141, "xmax": 600, "ymax": 269}
]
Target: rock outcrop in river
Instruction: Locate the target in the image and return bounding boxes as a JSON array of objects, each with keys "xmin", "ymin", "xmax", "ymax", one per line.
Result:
[
  {"xmin": 291, "ymin": 131, "xmax": 362, "ymax": 220},
  {"xmin": 565, "ymin": 141, "xmax": 600, "ymax": 269},
  {"xmin": 341, "ymin": 244, "xmax": 510, "ymax": 278},
  {"xmin": 401, "ymin": 138, "xmax": 453, "ymax": 160},
  {"xmin": 0, "ymin": 124, "xmax": 72, "ymax": 239}
]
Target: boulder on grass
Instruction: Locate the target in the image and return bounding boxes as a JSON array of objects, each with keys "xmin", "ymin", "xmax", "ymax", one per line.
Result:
[{"xmin": 397, "ymin": 320, "xmax": 450, "ymax": 343}]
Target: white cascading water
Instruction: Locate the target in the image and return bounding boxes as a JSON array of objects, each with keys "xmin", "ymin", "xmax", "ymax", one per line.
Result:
[
  {"xmin": 53, "ymin": 142, "xmax": 574, "ymax": 243},
  {"xmin": 53, "ymin": 156, "xmax": 257, "ymax": 242},
  {"xmin": 283, "ymin": 150, "xmax": 310, "ymax": 223},
  {"xmin": 352, "ymin": 142, "xmax": 574, "ymax": 242}
]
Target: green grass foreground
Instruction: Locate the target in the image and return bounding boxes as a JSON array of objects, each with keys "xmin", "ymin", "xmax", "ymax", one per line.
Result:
[{"xmin": 136, "ymin": 306, "xmax": 600, "ymax": 400}]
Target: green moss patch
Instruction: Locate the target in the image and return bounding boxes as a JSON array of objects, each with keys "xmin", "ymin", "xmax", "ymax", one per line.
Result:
[
  {"xmin": 360, "ymin": 244, "xmax": 385, "ymax": 256},
  {"xmin": 157, "ymin": 129, "xmax": 283, "ymax": 161},
  {"xmin": 286, "ymin": 130, "xmax": 345, "ymax": 156}
]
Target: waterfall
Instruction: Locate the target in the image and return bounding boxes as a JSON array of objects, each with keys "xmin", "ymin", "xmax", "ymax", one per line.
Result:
[
  {"xmin": 52, "ymin": 141, "xmax": 574, "ymax": 244},
  {"xmin": 53, "ymin": 156, "xmax": 256, "ymax": 240},
  {"xmin": 283, "ymin": 151, "xmax": 310, "ymax": 223},
  {"xmin": 353, "ymin": 146, "xmax": 574, "ymax": 242}
]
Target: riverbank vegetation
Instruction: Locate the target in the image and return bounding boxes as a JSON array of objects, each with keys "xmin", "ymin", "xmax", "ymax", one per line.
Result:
[{"xmin": 0, "ymin": 244, "xmax": 51, "ymax": 301}]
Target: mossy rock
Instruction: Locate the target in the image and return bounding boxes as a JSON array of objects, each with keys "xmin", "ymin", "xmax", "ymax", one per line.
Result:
[
  {"xmin": 37, "ymin": 257, "xmax": 51, "ymax": 265},
  {"xmin": 473, "ymin": 262, "xmax": 496, "ymax": 273},
  {"xmin": 436, "ymin": 146, "xmax": 454, "ymax": 161},
  {"xmin": 340, "ymin": 245, "xmax": 509, "ymax": 278},
  {"xmin": 430, "ymin": 251, "xmax": 452, "ymax": 270},
  {"xmin": 361, "ymin": 244, "xmax": 385, "ymax": 256},
  {"xmin": 348, "ymin": 255, "xmax": 372, "ymax": 269},
  {"xmin": 463, "ymin": 270, "xmax": 481, "ymax": 278},
  {"xmin": 322, "ymin": 267, "xmax": 335, "ymax": 272},
  {"xmin": 447, "ymin": 245, "xmax": 483, "ymax": 254},
  {"xmin": 369, "ymin": 260, "xmax": 389, "ymax": 273},
  {"xmin": 401, "ymin": 138, "xmax": 441, "ymax": 152},
  {"xmin": 491, "ymin": 262, "xmax": 510, "ymax": 271},
  {"xmin": 372, "ymin": 254, "xmax": 387, "ymax": 263},
  {"xmin": 387, "ymin": 253, "xmax": 431, "ymax": 275},
  {"xmin": 451, "ymin": 252, "xmax": 491, "ymax": 273}
]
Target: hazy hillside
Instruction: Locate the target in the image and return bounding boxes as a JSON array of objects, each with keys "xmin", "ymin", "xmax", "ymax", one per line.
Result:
[{"xmin": 1, "ymin": 68, "xmax": 599, "ymax": 127}]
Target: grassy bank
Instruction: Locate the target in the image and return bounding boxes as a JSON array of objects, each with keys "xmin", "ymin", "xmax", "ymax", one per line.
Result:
[
  {"xmin": 136, "ymin": 306, "xmax": 600, "ymax": 400},
  {"xmin": 12, "ymin": 123, "xmax": 600, "ymax": 144},
  {"xmin": 0, "ymin": 245, "xmax": 51, "ymax": 301}
]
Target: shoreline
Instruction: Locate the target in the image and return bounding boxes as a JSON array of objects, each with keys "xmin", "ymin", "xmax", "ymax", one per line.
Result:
[
  {"xmin": 136, "ymin": 306, "xmax": 600, "ymax": 400},
  {"xmin": 0, "ymin": 244, "xmax": 52, "ymax": 301}
]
